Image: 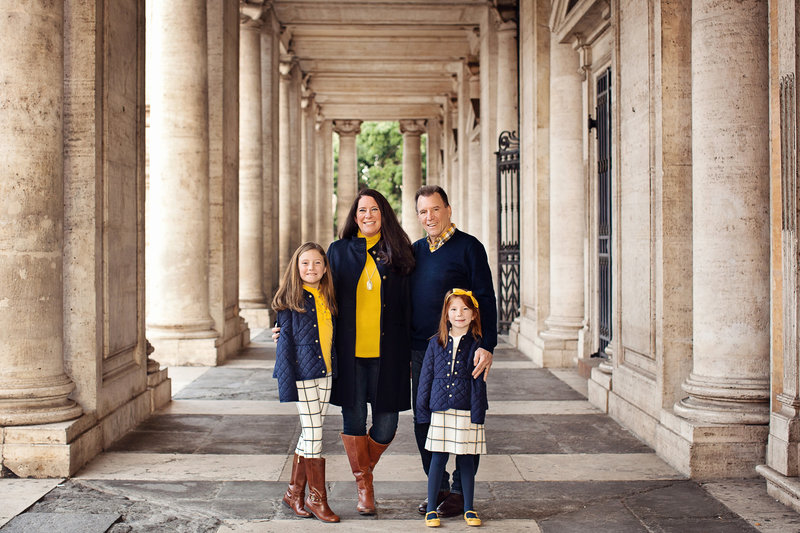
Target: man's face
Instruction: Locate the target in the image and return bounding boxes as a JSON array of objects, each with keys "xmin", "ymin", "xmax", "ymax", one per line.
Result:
[{"xmin": 416, "ymin": 193, "xmax": 452, "ymax": 240}]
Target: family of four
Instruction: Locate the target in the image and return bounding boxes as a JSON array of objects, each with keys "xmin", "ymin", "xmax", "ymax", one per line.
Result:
[{"xmin": 272, "ymin": 185, "xmax": 497, "ymax": 527}]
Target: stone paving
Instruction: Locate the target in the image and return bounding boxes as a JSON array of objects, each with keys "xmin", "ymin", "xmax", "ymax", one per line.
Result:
[{"xmin": 2, "ymin": 334, "xmax": 800, "ymax": 532}]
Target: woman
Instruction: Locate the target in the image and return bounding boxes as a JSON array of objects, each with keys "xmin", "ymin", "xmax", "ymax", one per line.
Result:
[{"xmin": 327, "ymin": 188, "xmax": 415, "ymax": 515}]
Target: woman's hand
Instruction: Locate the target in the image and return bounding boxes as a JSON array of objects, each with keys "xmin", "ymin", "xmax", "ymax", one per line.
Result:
[
  {"xmin": 272, "ymin": 326, "xmax": 280, "ymax": 342},
  {"xmin": 472, "ymin": 347, "xmax": 493, "ymax": 381}
]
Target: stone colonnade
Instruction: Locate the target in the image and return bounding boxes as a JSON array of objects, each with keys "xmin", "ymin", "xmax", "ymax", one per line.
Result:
[
  {"xmin": 1, "ymin": 0, "xmax": 168, "ymax": 477},
  {"xmin": 511, "ymin": 0, "xmax": 789, "ymax": 486}
]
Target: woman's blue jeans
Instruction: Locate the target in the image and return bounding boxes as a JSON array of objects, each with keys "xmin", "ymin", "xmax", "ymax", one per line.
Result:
[{"xmin": 341, "ymin": 357, "xmax": 398, "ymax": 445}]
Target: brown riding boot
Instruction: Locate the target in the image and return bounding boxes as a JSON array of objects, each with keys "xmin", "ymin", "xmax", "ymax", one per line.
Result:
[
  {"xmin": 304, "ymin": 457, "xmax": 340, "ymax": 522},
  {"xmin": 367, "ymin": 434, "xmax": 391, "ymax": 471},
  {"xmin": 341, "ymin": 433, "xmax": 376, "ymax": 515},
  {"xmin": 283, "ymin": 454, "xmax": 312, "ymax": 517}
]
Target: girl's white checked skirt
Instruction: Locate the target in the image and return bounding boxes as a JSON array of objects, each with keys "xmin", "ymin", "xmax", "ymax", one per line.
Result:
[{"xmin": 425, "ymin": 408, "xmax": 486, "ymax": 455}]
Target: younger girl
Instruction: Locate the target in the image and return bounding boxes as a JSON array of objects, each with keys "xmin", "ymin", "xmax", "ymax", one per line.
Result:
[
  {"xmin": 416, "ymin": 288, "xmax": 488, "ymax": 528},
  {"xmin": 272, "ymin": 242, "xmax": 339, "ymax": 523}
]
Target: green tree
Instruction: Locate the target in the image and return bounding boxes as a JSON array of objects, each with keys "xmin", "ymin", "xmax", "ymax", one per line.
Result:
[{"xmin": 333, "ymin": 121, "xmax": 427, "ymax": 225}]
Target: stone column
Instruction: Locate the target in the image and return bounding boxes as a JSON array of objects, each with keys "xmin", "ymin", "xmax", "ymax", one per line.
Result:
[
  {"xmin": 316, "ymin": 119, "xmax": 334, "ymax": 246},
  {"xmin": 261, "ymin": 11, "xmax": 280, "ymax": 300},
  {"xmin": 673, "ymin": 0, "xmax": 770, "ymax": 426},
  {"xmin": 0, "ymin": 1, "xmax": 82, "ymax": 426},
  {"xmin": 238, "ymin": 12, "xmax": 268, "ymax": 326},
  {"xmin": 300, "ymin": 92, "xmax": 317, "ymax": 244},
  {"xmin": 146, "ymin": 0, "xmax": 219, "ymax": 361},
  {"xmin": 534, "ymin": 35, "xmax": 584, "ymax": 367},
  {"xmin": 495, "ymin": 19, "xmax": 519, "ymax": 138},
  {"xmin": 467, "ymin": 132, "xmax": 483, "ymax": 235},
  {"xmin": 400, "ymin": 119, "xmax": 426, "ymax": 237},
  {"xmin": 278, "ymin": 58, "xmax": 294, "ymax": 274},
  {"xmin": 659, "ymin": 0, "xmax": 769, "ymax": 478},
  {"xmin": 427, "ymin": 116, "xmax": 443, "ymax": 187},
  {"xmin": 333, "ymin": 120, "xmax": 361, "ymax": 232}
]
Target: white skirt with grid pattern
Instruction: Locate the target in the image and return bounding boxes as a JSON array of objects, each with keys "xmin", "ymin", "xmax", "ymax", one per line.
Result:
[{"xmin": 425, "ymin": 408, "xmax": 487, "ymax": 455}]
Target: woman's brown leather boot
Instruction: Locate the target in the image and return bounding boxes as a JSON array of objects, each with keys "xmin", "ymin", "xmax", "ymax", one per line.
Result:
[
  {"xmin": 304, "ymin": 457, "xmax": 340, "ymax": 522},
  {"xmin": 341, "ymin": 433, "xmax": 376, "ymax": 514},
  {"xmin": 283, "ymin": 453, "xmax": 312, "ymax": 517}
]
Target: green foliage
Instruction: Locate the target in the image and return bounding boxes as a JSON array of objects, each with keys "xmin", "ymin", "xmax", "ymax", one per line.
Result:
[
  {"xmin": 333, "ymin": 121, "xmax": 428, "ymax": 222},
  {"xmin": 357, "ymin": 122, "xmax": 403, "ymax": 213}
]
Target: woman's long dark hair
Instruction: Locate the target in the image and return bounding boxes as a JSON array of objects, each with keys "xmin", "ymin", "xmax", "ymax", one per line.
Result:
[{"xmin": 340, "ymin": 188, "xmax": 415, "ymax": 275}]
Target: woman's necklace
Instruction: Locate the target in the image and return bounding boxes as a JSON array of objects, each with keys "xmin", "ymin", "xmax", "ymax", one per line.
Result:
[{"xmin": 365, "ymin": 263, "xmax": 378, "ymax": 290}]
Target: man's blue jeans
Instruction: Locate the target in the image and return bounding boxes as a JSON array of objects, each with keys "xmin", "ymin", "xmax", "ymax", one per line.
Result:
[
  {"xmin": 411, "ymin": 349, "xmax": 480, "ymax": 494},
  {"xmin": 341, "ymin": 357, "xmax": 398, "ymax": 444}
]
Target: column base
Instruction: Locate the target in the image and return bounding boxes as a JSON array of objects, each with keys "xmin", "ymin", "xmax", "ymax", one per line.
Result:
[
  {"xmin": 532, "ymin": 331, "xmax": 578, "ymax": 367},
  {"xmin": 588, "ymin": 365, "xmax": 612, "ymax": 413},
  {"xmin": 757, "ymin": 465, "xmax": 800, "ymax": 513},
  {"xmin": 509, "ymin": 313, "xmax": 539, "ymax": 361},
  {"xmin": 147, "ymin": 335, "xmax": 221, "ymax": 366},
  {"xmin": 0, "ymin": 377, "xmax": 162, "ymax": 478},
  {"xmin": 655, "ymin": 409, "xmax": 768, "ymax": 478},
  {"xmin": 240, "ymin": 306, "xmax": 273, "ymax": 329},
  {"xmin": 147, "ymin": 367, "xmax": 172, "ymax": 412}
]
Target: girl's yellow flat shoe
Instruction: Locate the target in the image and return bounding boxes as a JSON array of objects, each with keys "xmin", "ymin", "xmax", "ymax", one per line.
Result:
[
  {"xmin": 425, "ymin": 511, "xmax": 441, "ymax": 527},
  {"xmin": 464, "ymin": 510, "xmax": 482, "ymax": 526}
]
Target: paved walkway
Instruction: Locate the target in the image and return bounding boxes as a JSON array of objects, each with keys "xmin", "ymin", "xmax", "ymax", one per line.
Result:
[{"xmin": 3, "ymin": 334, "xmax": 800, "ymax": 532}]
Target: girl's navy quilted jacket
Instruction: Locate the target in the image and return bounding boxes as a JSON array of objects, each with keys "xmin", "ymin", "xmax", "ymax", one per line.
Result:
[
  {"xmin": 415, "ymin": 332, "xmax": 488, "ymax": 424},
  {"xmin": 273, "ymin": 290, "xmax": 337, "ymax": 402}
]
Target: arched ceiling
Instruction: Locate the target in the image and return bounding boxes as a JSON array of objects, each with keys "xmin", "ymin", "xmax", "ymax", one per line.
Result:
[{"xmin": 270, "ymin": 0, "xmax": 489, "ymax": 122}]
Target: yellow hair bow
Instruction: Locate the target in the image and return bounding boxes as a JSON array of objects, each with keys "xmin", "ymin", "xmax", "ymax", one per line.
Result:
[{"xmin": 451, "ymin": 288, "xmax": 479, "ymax": 309}]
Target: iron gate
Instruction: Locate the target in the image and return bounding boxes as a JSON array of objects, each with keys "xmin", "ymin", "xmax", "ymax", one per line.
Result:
[
  {"xmin": 496, "ymin": 130, "xmax": 520, "ymax": 334},
  {"xmin": 596, "ymin": 68, "xmax": 612, "ymax": 354}
]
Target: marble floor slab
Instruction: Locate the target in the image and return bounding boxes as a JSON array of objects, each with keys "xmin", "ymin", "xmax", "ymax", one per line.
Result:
[{"xmin": 0, "ymin": 479, "xmax": 61, "ymax": 527}]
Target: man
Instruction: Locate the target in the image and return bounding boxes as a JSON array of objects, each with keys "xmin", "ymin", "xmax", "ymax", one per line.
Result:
[{"xmin": 410, "ymin": 185, "xmax": 496, "ymax": 517}]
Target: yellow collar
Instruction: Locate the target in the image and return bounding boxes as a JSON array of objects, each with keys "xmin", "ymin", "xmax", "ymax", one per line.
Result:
[{"xmin": 357, "ymin": 230, "xmax": 381, "ymax": 249}]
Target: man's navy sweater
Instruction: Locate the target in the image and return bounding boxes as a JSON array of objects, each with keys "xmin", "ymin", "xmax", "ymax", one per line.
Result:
[{"xmin": 410, "ymin": 229, "xmax": 497, "ymax": 352}]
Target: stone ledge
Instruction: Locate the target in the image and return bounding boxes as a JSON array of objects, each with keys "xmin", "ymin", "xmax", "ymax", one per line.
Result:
[{"xmin": 757, "ymin": 464, "xmax": 800, "ymax": 513}]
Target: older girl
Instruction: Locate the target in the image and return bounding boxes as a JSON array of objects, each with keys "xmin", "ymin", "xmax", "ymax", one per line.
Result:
[{"xmin": 272, "ymin": 242, "xmax": 339, "ymax": 523}]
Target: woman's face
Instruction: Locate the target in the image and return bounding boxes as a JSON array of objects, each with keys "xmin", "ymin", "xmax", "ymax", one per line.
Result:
[{"xmin": 355, "ymin": 195, "xmax": 382, "ymax": 237}]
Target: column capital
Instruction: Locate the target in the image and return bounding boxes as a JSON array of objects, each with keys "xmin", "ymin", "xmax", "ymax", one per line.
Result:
[
  {"xmin": 240, "ymin": 1, "xmax": 265, "ymax": 27},
  {"xmin": 333, "ymin": 119, "xmax": 361, "ymax": 136},
  {"xmin": 399, "ymin": 119, "xmax": 426, "ymax": 135},
  {"xmin": 279, "ymin": 55, "xmax": 296, "ymax": 77}
]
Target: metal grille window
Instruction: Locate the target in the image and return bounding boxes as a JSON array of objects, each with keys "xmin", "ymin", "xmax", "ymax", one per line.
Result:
[
  {"xmin": 596, "ymin": 68, "xmax": 612, "ymax": 354},
  {"xmin": 496, "ymin": 130, "xmax": 520, "ymax": 334}
]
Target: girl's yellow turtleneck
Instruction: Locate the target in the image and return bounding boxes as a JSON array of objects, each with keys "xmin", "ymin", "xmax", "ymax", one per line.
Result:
[
  {"xmin": 303, "ymin": 284, "xmax": 333, "ymax": 373},
  {"xmin": 355, "ymin": 231, "xmax": 382, "ymax": 358}
]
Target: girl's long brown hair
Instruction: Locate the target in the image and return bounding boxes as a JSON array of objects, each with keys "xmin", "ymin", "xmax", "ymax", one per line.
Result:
[
  {"xmin": 436, "ymin": 289, "xmax": 482, "ymax": 347},
  {"xmin": 272, "ymin": 242, "xmax": 337, "ymax": 315}
]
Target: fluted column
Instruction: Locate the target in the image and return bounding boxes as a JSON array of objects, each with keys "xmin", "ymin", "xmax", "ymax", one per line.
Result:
[
  {"xmin": 674, "ymin": 0, "xmax": 770, "ymax": 425},
  {"xmin": 238, "ymin": 13, "xmax": 267, "ymax": 315},
  {"xmin": 146, "ymin": 0, "xmax": 218, "ymax": 356},
  {"xmin": 400, "ymin": 119, "xmax": 426, "ymax": 236},
  {"xmin": 333, "ymin": 120, "xmax": 361, "ymax": 232},
  {"xmin": 278, "ymin": 58, "xmax": 294, "ymax": 274},
  {"xmin": 316, "ymin": 119, "xmax": 334, "ymax": 246},
  {"xmin": 467, "ymin": 132, "xmax": 483, "ymax": 235},
  {"xmin": 0, "ymin": 1, "xmax": 82, "ymax": 426},
  {"xmin": 260, "ymin": 11, "xmax": 280, "ymax": 298},
  {"xmin": 535, "ymin": 35, "xmax": 584, "ymax": 366},
  {"xmin": 300, "ymin": 92, "xmax": 317, "ymax": 243}
]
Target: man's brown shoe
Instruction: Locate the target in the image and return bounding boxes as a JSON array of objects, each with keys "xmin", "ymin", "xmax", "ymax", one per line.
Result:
[
  {"xmin": 417, "ymin": 490, "xmax": 450, "ymax": 515},
  {"xmin": 436, "ymin": 492, "xmax": 464, "ymax": 518}
]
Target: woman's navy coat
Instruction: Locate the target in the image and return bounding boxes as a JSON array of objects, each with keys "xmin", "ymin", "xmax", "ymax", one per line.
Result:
[
  {"xmin": 327, "ymin": 235, "xmax": 412, "ymax": 413},
  {"xmin": 416, "ymin": 332, "xmax": 488, "ymax": 425},
  {"xmin": 273, "ymin": 290, "xmax": 337, "ymax": 403}
]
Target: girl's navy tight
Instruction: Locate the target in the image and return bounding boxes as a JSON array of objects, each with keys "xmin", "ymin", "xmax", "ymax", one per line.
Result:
[{"xmin": 426, "ymin": 451, "xmax": 476, "ymax": 514}]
